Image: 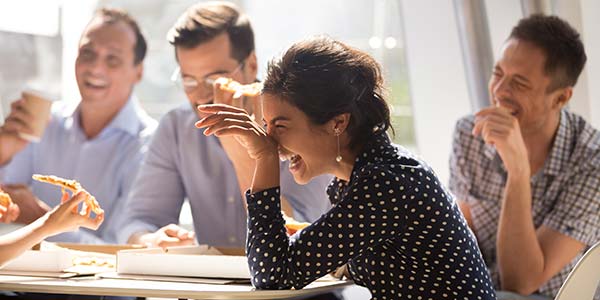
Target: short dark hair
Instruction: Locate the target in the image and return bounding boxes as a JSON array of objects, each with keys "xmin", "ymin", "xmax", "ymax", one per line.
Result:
[
  {"xmin": 263, "ymin": 36, "xmax": 392, "ymax": 150},
  {"xmin": 94, "ymin": 7, "xmax": 147, "ymax": 65},
  {"xmin": 167, "ymin": 1, "xmax": 254, "ymax": 62},
  {"xmin": 509, "ymin": 14, "xmax": 586, "ymax": 91}
]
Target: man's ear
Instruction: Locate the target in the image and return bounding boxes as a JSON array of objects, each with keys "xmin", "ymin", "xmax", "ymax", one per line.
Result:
[
  {"xmin": 328, "ymin": 113, "xmax": 351, "ymax": 135},
  {"xmin": 245, "ymin": 51, "xmax": 258, "ymax": 79},
  {"xmin": 553, "ymin": 86, "xmax": 572, "ymax": 109},
  {"xmin": 134, "ymin": 63, "xmax": 144, "ymax": 83}
]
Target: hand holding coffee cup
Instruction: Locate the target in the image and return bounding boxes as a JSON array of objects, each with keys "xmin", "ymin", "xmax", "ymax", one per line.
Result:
[
  {"xmin": 17, "ymin": 90, "xmax": 53, "ymax": 142},
  {"xmin": 0, "ymin": 90, "xmax": 52, "ymax": 165}
]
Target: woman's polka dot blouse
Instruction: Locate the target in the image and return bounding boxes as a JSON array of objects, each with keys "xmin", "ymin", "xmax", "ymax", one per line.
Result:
[{"xmin": 245, "ymin": 134, "xmax": 496, "ymax": 300}]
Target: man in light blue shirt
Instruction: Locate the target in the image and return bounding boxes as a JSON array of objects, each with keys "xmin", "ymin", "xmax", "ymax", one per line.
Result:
[
  {"xmin": 0, "ymin": 8, "xmax": 156, "ymax": 244},
  {"xmin": 119, "ymin": 2, "xmax": 332, "ymax": 248}
]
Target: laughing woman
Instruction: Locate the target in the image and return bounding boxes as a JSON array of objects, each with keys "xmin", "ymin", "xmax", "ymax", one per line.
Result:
[{"xmin": 196, "ymin": 37, "xmax": 496, "ymax": 300}]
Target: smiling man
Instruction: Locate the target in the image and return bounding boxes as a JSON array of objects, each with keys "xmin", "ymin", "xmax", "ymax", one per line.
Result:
[
  {"xmin": 118, "ymin": 1, "xmax": 332, "ymax": 249},
  {"xmin": 0, "ymin": 8, "xmax": 157, "ymax": 243},
  {"xmin": 449, "ymin": 15, "xmax": 600, "ymax": 300}
]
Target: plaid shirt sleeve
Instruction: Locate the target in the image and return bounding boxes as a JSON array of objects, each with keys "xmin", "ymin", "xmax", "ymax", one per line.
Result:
[
  {"xmin": 543, "ymin": 169, "xmax": 600, "ymax": 246},
  {"xmin": 449, "ymin": 117, "xmax": 476, "ymax": 203}
]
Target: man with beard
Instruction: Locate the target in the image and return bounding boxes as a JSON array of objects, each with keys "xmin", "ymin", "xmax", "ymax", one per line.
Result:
[{"xmin": 449, "ymin": 14, "xmax": 599, "ymax": 300}]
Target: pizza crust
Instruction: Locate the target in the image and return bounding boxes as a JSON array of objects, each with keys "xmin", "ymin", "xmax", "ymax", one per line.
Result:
[
  {"xmin": 0, "ymin": 189, "xmax": 13, "ymax": 208},
  {"xmin": 214, "ymin": 77, "xmax": 263, "ymax": 98},
  {"xmin": 32, "ymin": 174, "xmax": 104, "ymax": 215}
]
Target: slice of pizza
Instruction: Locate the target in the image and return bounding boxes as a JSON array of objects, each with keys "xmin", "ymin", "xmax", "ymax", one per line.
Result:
[
  {"xmin": 0, "ymin": 188, "xmax": 13, "ymax": 209},
  {"xmin": 32, "ymin": 174, "xmax": 104, "ymax": 216},
  {"xmin": 32, "ymin": 174, "xmax": 81, "ymax": 191},
  {"xmin": 214, "ymin": 77, "xmax": 263, "ymax": 98},
  {"xmin": 283, "ymin": 215, "xmax": 311, "ymax": 235}
]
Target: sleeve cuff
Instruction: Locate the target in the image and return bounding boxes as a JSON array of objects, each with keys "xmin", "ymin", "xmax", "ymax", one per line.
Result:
[
  {"xmin": 246, "ymin": 187, "xmax": 281, "ymax": 215},
  {"xmin": 116, "ymin": 220, "xmax": 159, "ymax": 244},
  {"xmin": 542, "ymin": 218, "xmax": 598, "ymax": 246}
]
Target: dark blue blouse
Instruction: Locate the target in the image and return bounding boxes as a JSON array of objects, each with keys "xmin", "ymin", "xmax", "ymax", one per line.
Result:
[{"xmin": 245, "ymin": 134, "xmax": 496, "ymax": 300}]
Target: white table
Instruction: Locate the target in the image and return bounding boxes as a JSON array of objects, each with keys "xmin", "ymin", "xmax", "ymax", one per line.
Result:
[{"xmin": 0, "ymin": 274, "xmax": 351, "ymax": 299}]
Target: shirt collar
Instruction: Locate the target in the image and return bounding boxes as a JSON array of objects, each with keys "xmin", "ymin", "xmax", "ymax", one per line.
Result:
[
  {"xmin": 544, "ymin": 109, "xmax": 572, "ymax": 176},
  {"xmin": 69, "ymin": 96, "xmax": 142, "ymax": 138},
  {"xmin": 350, "ymin": 133, "xmax": 393, "ymax": 176}
]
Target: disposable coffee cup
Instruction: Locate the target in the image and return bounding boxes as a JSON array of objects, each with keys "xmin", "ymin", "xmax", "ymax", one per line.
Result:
[{"xmin": 18, "ymin": 89, "xmax": 53, "ymax": 143}]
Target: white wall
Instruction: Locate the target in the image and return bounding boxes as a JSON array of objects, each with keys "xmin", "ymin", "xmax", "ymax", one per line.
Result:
[
  {"xmin": 400, "ymin": 0, "xmax": 471, "ymax": 184},
  {"xmin": 579, "ymin": 0, "xmax": 600, "ymax": 129},
  {"xmin": 61, "ymin": 0, "xmax": 97, "ymax": 104},
  {"xmin": 552, "ymin": 0, "xmax": 591, "ymax": 122},
  {"xmin": 485, "ymin": 0, "xmax": 522, "ymax": 60}
]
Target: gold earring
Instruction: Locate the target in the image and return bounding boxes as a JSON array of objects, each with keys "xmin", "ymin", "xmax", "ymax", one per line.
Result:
[{"xmin": 334, "ymin": 128, "xmax": 342, "ymax": 163}]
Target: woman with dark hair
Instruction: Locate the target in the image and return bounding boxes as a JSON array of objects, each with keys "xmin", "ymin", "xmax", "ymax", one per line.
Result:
[{"xmin": 196, "ymin": 37, "xmax": 496, "ymax": 300}]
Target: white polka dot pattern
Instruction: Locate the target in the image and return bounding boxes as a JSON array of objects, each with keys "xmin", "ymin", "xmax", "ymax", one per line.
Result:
[{"xmin": 245, "ymin": 134, "xmax": 496, "ymax": 300}]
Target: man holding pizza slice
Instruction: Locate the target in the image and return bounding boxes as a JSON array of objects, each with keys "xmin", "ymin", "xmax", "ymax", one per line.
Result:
[{"xmin": 118, "ymin": 1, "xmax": 332, "ymax": 249}]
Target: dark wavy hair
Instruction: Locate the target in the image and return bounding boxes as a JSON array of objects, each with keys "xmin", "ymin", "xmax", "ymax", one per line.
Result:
[
  {"xmin": 263, "ymin": 36, "xmax": 392, "ymax": 150},
  {"xmin": 509, "ymin": 14, "xmax": 587, "ymax": 91}
]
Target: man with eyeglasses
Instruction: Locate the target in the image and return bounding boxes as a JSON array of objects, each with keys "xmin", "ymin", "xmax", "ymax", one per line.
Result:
[{"xmin": 118, "ymin": 1, "xmax": 332, "ymax": 249}]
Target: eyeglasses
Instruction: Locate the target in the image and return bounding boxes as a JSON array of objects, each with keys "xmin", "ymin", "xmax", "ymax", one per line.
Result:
[{"xmin": 170, "ymin": 62, "xmax": 245, "ymax": 99}]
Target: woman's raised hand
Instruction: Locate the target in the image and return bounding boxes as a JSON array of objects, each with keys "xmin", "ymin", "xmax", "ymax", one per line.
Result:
[{"xmin": 195, "ymin": 104, "xmax": 277, "ymax": 161}]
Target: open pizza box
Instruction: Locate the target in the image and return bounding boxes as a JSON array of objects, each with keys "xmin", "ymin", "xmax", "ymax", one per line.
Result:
[
  {"xmin": 0, "ymin": 242, "xmax": 142, "ymax": 278},
  {"xmin": 108, "ymin": 245, "xmax": 251, "ymax": 284}
]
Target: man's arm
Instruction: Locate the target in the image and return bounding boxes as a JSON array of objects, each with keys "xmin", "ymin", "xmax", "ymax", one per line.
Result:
[
  {"xmin": 116, "ymin": 114, "xmax": 189, "ymax": 246},
  {"xmin": 457, "ymin": 169, "xmax": 586, "ymax": 295},
  {"xmin": 448, "ymin": 118, "xmax": 476, "ymax": 232},
  {"xmin": 0, "ymin": 99, "xmax": 33, "ymax": 166},
  {"xmin": 496, "ymin": 171, "xmax": 586, "ymax": 294},
  {"xmin": 0, "ymin": 126, "xmax": 47, "ymax": 224},
  {"xmin": 456, "ymin": 200, "xmax": 474, "ymax": 230},
  {"xmin": 0, "ymin": 184, "xmax": 49, "ymax": 224},
  {"xmin": 474, "ymin": 107, "xmax": 588, "ymax": 295}
]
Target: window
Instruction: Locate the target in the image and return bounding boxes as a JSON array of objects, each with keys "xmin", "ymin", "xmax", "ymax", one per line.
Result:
[
  {"xmin": 0, "ymin": 1, "xmax": 62, "ymax": 116},
  {"xmin": 0, "ymin": 0, "xmax": 416, "ymax": 148}
]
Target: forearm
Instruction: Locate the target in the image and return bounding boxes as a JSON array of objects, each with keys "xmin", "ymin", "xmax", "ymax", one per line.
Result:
[
  {"xmin": 0, "ymin": 217, "xmax": 51, "ymax": 266},
  {"xmin": 0, "ymin": 149, "xmax": 10, "ymax": 167},
  {"xmin": 0, "ymin": 135, "xmax": 11, "ymax": 166},
  {"xmin": 251, "ymin": 154, "xmax": 280, "ymax": 194},
  {"xmin": 497, "ymin": 171, "xmax": 544, "ymax": 294},
  {"xmin": 279, "ymin": 196, "xmax": 294, "ymax": 218},
  {"xmin": 219, "ymin": 136, "xmax": 256, "ymax": 196}
]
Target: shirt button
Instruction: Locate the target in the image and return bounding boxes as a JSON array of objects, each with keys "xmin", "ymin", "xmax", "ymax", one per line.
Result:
[
  {"xmin": 229, "ymin": 236, "xmax": 237, "ymax": 243},
  {"xmin": 227, "ymin": 196, "xmax": 235, "ymax": 203}
]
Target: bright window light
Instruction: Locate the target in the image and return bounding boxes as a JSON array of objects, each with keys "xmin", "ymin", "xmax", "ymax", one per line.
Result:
[
  {"xmin": 369, "ymin": 36, "xmax": 382, "ymax": 49},
  {"xmin": 384, "ymin": 37, "xmax": 397, "ymax": 49},
  {"xmin": 0, "ymin": 0, "xmax": 60, "ymax": 36}
]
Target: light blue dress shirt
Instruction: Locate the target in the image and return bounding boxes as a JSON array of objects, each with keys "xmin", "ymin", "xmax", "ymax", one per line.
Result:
[
  {"xmin": 0, "ymin": 98, "xmax": 157, "ymax": 244},
  {"xmin": 117, "ymin": 105, "xmax": 333, "ymax": 247}
]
